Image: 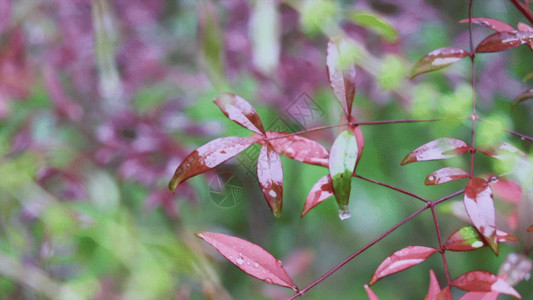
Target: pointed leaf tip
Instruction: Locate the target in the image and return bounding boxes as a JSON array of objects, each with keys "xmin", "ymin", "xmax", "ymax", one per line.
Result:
[
  {"xmin": 364, "ymin": 284, "xmax": 380, "ymax": 300},
  {"xmin": 169, "ymin": 136, "xmax": 256, "ymax": 191},
  {"xmin": 214, "ymin": 93, "xmax": 266, "ymax": 134},
  {"xmin": 196, "ymin": 232, "xmax": 297, "ymax": 289},
  {"xmin": 451, "ymin": 271, "xmax": 520, "ymax": 299},
  {"xmin": 410, "ymin": 47, "xmax": 470, "ymax": 78},
  {"xmin": 301, "ymin": 174, "xmax": 333, "ymax": 217},
  {"xmin": 258, "ymin": 144, "xmax": 284, "ymax": 218},
  {"xmin": 369, "ymin": 246, "xmax": 439, "ymax": 285},
  {"xmin": 425, "ymin": 270, "xmax": 441, "ymax": 300},
  {"xmin": 464, "ymin": 177, "xmax": 498, "ymax": 254},
  {"xmin": 401, "ymin": 138, "xmax": 470, "ymax": 165}
]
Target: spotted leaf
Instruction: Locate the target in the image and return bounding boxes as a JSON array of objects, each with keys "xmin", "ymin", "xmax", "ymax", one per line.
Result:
[
  {"xmin": 451, "ymin": 271, "xmax": 520, "ymax": 299},
  {"xmin": 410, "ymin": 47, "xmax": 470, "ymax": 78},
  {"xmin": 214, "ymin": 93, "xmax": 266, "ymax": 134},
  {"xmin": 425, "ymin": 167, "xmax": 470, "ymax": 185},
  {"xmin": 257, "ymin": 144, "xmax": 284, "ymax": 218},
  {"xmin": 401, "ymin": 138, "xmax": 470, "ymax": 165}
]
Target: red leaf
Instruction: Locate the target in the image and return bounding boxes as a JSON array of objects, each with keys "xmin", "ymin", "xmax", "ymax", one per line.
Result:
[
  {"xmin": 266, "ymin": 131, "xmax": 329, "ymax": 167},
  {"xmin": 527, "ymin": 224, "xmax": 533, "ymax": 232},
  {"xmin": 364, "ymin": 284, "xmax": 379, "ymax": 300},
  {"xmin": 425, "ymin": 167, "xmax": 470, "ymax": 185},
  {"xmin": 301, "ymin": 174, "xmax": 333, "ymax": 217},
  {"xmin": 459, "ymin": 292, "xmax": 499, "ymax": 300},
  {"xmin": 329, "ymin": 129, "xmax": 358, "ymax": 216},
  {"xmin": 464, "ymin": 177, "xmax": 498, "ymax": 254},
  {"xmin": 490, "ymin": 179, "xmax": 522, "ymax": 204},
  {"xmin": 369, "ymin": 246, "xmax": 439, "ymax": 285},
  {"xmin": 196, "ymin": 232, "xmax": 297, "ymax": 290},
  {"xmin": 169, "ymin": 136, "xmax": 257, "ymax": 191},
  {"xmin": 476, "ymin": 31, "xmax": 533, "ymax": 53},
  {"xmin": 444, "ymin": 226, "xmax": 517, "ymax": 251},
  {"xmin": 257, "ymin": 144, "xmax": 284, "ymax": 218},
  {"xmin": 458, "ymin": 17, "xmax": 515, "ymax": 32},
  {"xmin": 435, "ymin": 287, "xmax": 453, "ymax": 300},
  {"xmin": 512, "ymin": 88, "xmax": 533, "ymax": 106},
  {"xmin": 451, "ymin": 271, "xmax": 521, "ymax": 299},
  {"xmin": 213, "ymin": 93, "xmax": 266, "ymax": 134},
  {"xmin": 498, "ymin": 253, "xmax": 533, "ymax": 286},
  {"xmin": 326, "ymin": 37, "xmax": 357, "ymax": 116},
  {"xmin": 401, "ymin": 138, "xmax": 470, "ymax": 165},
  {"xmin": 410, "ymin": 47, "xmax": 470, "ymax": 78},
  {"xmin": 425, "ymin": 270, "xmax": 441, "ymax": 300}
]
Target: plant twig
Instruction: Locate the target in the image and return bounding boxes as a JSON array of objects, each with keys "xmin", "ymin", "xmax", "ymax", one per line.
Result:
[{"xmin": 509, "ymin": 0, "xmax": 533, "ymax": 24}]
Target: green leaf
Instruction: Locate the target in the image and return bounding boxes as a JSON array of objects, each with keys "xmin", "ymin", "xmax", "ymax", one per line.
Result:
[
  {"xmin": 348, "ymin": 10, "xmax": 398, "ymax": 42},
  {"xmin": 329, "ymin": 129, "xmax": 358, "ymax": 215}
]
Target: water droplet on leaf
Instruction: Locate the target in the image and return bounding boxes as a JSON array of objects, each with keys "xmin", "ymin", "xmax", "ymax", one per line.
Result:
[
  {"xmin": 265, "ymin": 278, "xmax": 273, "ymax": 284},
  {"xmin": 338, "ymin": 206, "xmax": 351, "ymax": 220},
  {"xmin": 236, "ymin": 257, "xmax": 244, "ymax": 265}
]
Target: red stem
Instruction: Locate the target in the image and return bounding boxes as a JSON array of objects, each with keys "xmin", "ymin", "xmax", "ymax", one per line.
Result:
[
  {"xmin": 509, "ymin": 0, "xmax": 533, "ymax": 24},
  {"xmin": 430, "ymin": 205, "xmax": 451, "ymax": 283},
  {"xmin": 355, "ymin": 174, "xmax": 429, "ymax": 204},
  {"xmin": 287, "ymin": 204, "xmax": 429, "ymax": 300},
  {"xmin": 468, "ymin": 0, "xmax": 477, "ymax": 178}
]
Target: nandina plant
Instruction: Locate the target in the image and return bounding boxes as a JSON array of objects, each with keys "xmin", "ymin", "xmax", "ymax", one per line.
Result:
[{"xmin": 169, "ymin": 1, "xmax": 533, "ymax": 298}]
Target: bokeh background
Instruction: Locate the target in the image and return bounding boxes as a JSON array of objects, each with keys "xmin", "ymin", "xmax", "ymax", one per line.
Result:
[{"xmin": 0, "ymin": 0, "xmax": 532, "ymax": 299}]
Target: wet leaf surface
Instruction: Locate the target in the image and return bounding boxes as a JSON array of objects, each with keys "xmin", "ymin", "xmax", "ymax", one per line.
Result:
[
  {"xmin": 425, "ymin": 167, "xmax": 470, "ymax": 185},
  {"xmin": 410, "ymin": 47, "xmax": 470, "ymax": 78},
  {"xmin": 401, "ymin": 138, "xmax": 470, "ymax": 165},
  {"xmin": 257, "ymin": 144, "xmax": 284, "ymax": 217},
  {"xmin": 214, "ymin": 93, "xmax": 266, "ymax": 134},
  {"xmin": 464, "ymin": 177, "xmax": 498, "ymax": 254},
  {"xmin": 451, "ymin": 270, "xmax": 520, "ymax": 299},
  {"xmin": 266, "ymin": 131, "xmax": 329, "ymax": 167}
]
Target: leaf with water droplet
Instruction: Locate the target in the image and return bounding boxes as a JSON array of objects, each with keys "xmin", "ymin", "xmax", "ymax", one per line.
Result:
[
  {"xmin": 301, "ymin": 174, "xmax": 334, "ymax": 217},
  {"xmin": 369, "ymin": 246, "xmax": 439, "ymax": 285},
  {"xmin": 338, "ymin": 205, "xmax": 351, "ymax": 220},
  {"xmin": 458, "ymin": 17, "xmax": 515, "ymax": 32},
  {"xmin": 257, "ymin": 144, "xmax": 284, "ymax": 218},
  {"xmin": 425, "ymin": 167, "xmax": 470, "ymax": 185},
  {"xmin": 266, "ymin": 131, "xmax": 329, "ymax": 167},
  {"xmin": 476, "ymin": 31, "xmax": 533, "ymax": 53},
  {"xmin": 196, "ymin": 232, "xmax": 298, "ymax": 289},
  {"xmin": 517, "ymin": 22, "xmax": 533, "ymax": 50},
  {"xmin": 364, "ymin": 284, "xmax": 380, "ymax": 300},
  {"xmin": 169, "ymin": 136, "xmax": 258, "ymax": 191},
  {"xmin": 464, "ymin": 177, "xmax": 498, "ymax": 254},
  {"xmin": 451, "ymin": 270, "xmax": 520, "ymax": 299},
  {"xmin": 329, "ymin": 129, "xmax": 358, "ymax": 211},
  {"xmin": 214, "ymin": 93, "xmax": 266, "ymax": 134},
  {"xmin": 401, "ymin": 138, "xmax": 470, "ymax": 165},
  {"xmin": 444, "ymin": 226, "xmax": 517, "ymax": 252},
  {"xmin": 410, "ymin": 47, "xmax": 470, "ymax": 78}
]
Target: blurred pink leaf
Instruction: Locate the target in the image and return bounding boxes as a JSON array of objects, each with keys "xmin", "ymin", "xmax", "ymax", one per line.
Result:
[
  {"xmin": 451, "ymin": 271, "xmax": 521, "ymax": 299},
  {"xmin": 329, "ymin": 129, "xmax": 358, "ymax": 214},
  {"xmin": 326, "ymin": 37, "xmax": 356, "ymax": 116},
  {"xmin": 517, "ymin": 22, "xmax": 533, "ymax": 50},
  {"xmin": 477, "ymin": 142, "xmax": 526, "ymax": 160},
  {"xmin": 410, "ymin": 47, "xmax": 470, "ymax": 78},
  {"xmin": 444, "ymin": 226, "xmax": 517, "ymax": 252},
  {"xmin": 364, "ymin": 284, "xmax": 379, "ymax": 300},
  {"xmin": 196, "ymin": 232, "xmax": 298, "ymax": 290},
  {"xmin": 498, "ymin": 253, "xmax": 533, "ymax": 286},
  {"xmin": 301, "ymin": 174, "xmax": 333, "ymax": 217},
  {"xmin": 512, "ymin": 88, "xmax": 533, "ymax": 106},
  {"xmin": 434, "ymin": 287, "xmax": 453, "ymax": 300},
  {"xmin": 490, "ymin": 179, "xmax": 522, "ymax": 204},
  {"xmin": 214, "ymin": 93, "xmax": 266, "ymax": 134},
  {"xmin": 369, "ymin": 246, "xmax": 439, "ymax": 285},
  {"xmin": 401, "ymin": 138, "xmax": 470, "ymax": 165},
  {"xmin": 266, "ymin": 131, "xmax": 329, "ymax": 167},
  {"xmin": 476, "ymin": 31, "xmax": 533, "ymax": 53},
  {"xmin": 168, "ymin": 136, "xmax": 257, "ymax": 191},
  {"xmin": 464, "ymin": 177, "xmax": 498, "ymax": 254},
  {"xmin": 257, "ymin": 144, "xmax": 284, "ymax": 218},
  {"xmin": 458, "ymin": 17, "xmax": 515, "ymax": 32},
  {"xmin": 425, "ymin": 167, "xmax": 470, "ymax": 185},
  {"xmin": 528, "ymin": 224, "xmax": 533, "ymax": 232}
]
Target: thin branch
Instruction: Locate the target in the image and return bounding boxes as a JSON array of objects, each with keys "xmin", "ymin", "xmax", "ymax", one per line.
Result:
[
  {"xmin": 505, "ymin": 128, "xmax": 533, "ymax": 142},
  {"xmin": 509, "ymin": 0, "xmax": 533, "ymax": 24},
  {"xmin": 355, "ymin": 174, "xmax": 429, "ymax": 203},
  {"xmin": 430, "ymin": 205, "xmax": 451, "ymax": 283},
  {"xmin": 288, "ymin": 204, "xmax": 429, "ymax": 299},
  {"xmin": 469, "ymin": 0, "xmax": 477, "ymax": 178}
]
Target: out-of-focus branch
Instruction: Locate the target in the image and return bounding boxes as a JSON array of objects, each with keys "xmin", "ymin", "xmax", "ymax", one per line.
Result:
[{"xmin": 509, "ymin": 0, "xmax": 533, "ymax": 24}]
